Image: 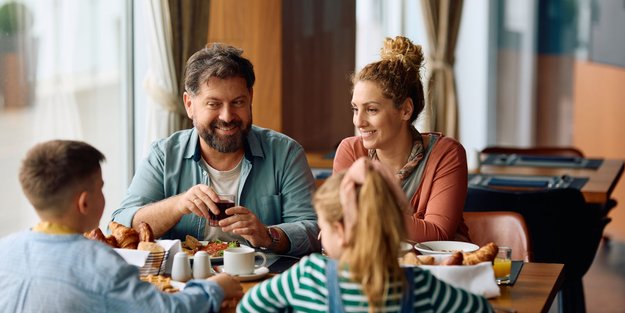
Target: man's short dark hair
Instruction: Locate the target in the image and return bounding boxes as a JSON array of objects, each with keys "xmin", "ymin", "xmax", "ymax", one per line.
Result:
[
  {"xmin": 184, "ymin": 43, "xmax": 256, "ymax": 95},
  {"xmin": 19, "ymin": 140, "xmax": 105, "ymax": 212}
]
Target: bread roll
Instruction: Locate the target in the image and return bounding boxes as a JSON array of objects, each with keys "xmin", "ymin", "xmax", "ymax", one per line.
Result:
[
  {"xmin": 109, "ymin": 221, "xmax": 139, "ymax": 249},
  {"xmin": 137, "ymin": 242, "xmax": 165, "ymax": 253}
]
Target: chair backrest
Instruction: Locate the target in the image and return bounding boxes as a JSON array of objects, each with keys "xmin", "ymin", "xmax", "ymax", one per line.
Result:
[
  {"xmin": 480, "ymin": 146, "xmax": 585, "ymax": 158},
  {"xmin": 464, "ymin": 186, "xmax": 605, "ymax": 283},
  {"xmin": 464, "ymin": 211, "xmax": 532, "ymax": 262}
]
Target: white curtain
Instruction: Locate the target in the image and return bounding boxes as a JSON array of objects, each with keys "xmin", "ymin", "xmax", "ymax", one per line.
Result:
[
  {"xmin": 142, "ymin": 0, "xmax": 184, "ymax": 156},
  {"xmin": 32, "ymin": 1, "xmax": 83, "ymax": 142}
]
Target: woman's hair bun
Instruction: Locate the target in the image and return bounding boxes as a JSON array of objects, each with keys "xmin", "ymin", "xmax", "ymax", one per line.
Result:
[{"xmin": 380, "ymin": 36, "xmax": 423, "ymax": 68}]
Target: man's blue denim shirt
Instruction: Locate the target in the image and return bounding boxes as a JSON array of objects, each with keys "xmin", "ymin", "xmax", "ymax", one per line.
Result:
[{"xmin": 113, "ymin": 125, "xmax": 320, "ymax": 256}]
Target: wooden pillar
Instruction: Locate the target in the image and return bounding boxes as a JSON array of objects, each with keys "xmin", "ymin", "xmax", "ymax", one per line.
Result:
[
  {"xmin": 207, "ymin": 0, "xmax": 355, "ymax": 152},
  {"xmin": 573, "ymin": 60, "xmax": 625, "ymax": 242}
]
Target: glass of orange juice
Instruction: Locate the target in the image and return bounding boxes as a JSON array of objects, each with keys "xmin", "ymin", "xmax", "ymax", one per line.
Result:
[{"xmin": 493, "ymin": 246, "xmax": 512, "ymax": 285}]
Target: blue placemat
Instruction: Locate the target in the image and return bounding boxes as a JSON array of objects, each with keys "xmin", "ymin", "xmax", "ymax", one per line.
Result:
[
  {"xmin": 519, "ymin": 155, "xmax": 578, "ymax": 163},
  {"xmin": 482, "ymin": 154, "xmax": 603, "ymax": 169},
  {"xmin": 488, "ymin": 177, "xmax": 550, "ymax": 188},
  {"xmin": 268, "ymin": 256, "xmax": 300, "ymax": 273},
  {"xmin": 469, "ymin": 174, "xmax": 589, "ymax": 190}
]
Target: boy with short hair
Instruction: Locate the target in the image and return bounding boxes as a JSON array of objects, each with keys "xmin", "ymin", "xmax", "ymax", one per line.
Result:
[{"xmin": 0, "ymin": 140, "xmax": 242, "ymax": 312}]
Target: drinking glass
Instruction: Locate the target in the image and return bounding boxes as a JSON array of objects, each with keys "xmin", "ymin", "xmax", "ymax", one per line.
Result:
[
  {"xmin": 209, "ymin": 194, "xmax": 235, "ymax": 227},
  {"xmin": 493, "ymin": 246, "xmax": 512, "ymax": 284}
]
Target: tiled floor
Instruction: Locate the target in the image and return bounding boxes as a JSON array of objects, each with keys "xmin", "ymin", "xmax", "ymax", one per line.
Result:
[
  {"xmin": 583, "ymin": 239, "xmax": 625, "ymax": 313},
  {"xmin": 547, "ymin": 239, "xmax": 625, "ymax": 313}
]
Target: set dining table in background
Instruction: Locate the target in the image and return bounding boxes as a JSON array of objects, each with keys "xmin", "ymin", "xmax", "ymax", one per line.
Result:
[
  {"xmin": 473, "ymin": 153, "xmax": 624, "ymax": 206},
  {"xmin": 307, "ymin": 151, "xmax": 625, "ymax": 206},
  {"xmin": 303, "ymin": 149, "xmax": 624, "ymax": 313}
]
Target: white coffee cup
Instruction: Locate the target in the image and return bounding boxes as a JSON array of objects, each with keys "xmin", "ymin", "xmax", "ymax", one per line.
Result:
[
  {"xmin": 223, "ymin": 246, "xmax": 267, "ymax": 275},
  {"xmin": 171, "ymin": 252, "xmax": 192, "ymax": 282},
  {"xmin": 193, "ymin": 251, "xmax": 212, "ymax": 279}
]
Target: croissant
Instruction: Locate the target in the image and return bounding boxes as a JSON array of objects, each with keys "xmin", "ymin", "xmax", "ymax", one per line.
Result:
[
  {"xmin": 105, "ymin": 235, "xmax": 119, "ymax": 248},
  {"xmin": 84, "ymin": 228, "xmax": 106, "ymax": 243},
  {"xmin": 84, "ymin": 228, "xmax": 119, "ymax": 248},
  {"xmin": 462, "ymin": 242, "xmax": 499, "ymax": 265},
  {"xmin": 109, "ymin": 221, "xmax": 139, "ymax": 249},
  {"xmin": 138, "ymin": 221, "xmax": 154, "ymax": 242},
  {"xmin": 399, "ymin": 252, "xmax": 435, "ymax": 266},
  {"xmin": 441, "ymin": 251, "xmax": 464, "ymax": 265}
]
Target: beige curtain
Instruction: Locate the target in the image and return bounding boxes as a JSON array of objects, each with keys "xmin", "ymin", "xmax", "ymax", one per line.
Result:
[
  {"xmin": 141, "ymin": 0, "xmax": 210, "ymax": 156},
  {"xmin": 420, "ymin": 0, "xmax": 463, "ymax": 139},
  {"xmin": 168, "ymin": 0, "xmax": 211, "ymax": 130}
]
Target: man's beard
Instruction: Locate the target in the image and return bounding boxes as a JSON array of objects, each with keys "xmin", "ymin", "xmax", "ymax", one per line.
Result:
[{"xmin": 197, "ymin": 118, "xmax": 250, "ymax": 153}]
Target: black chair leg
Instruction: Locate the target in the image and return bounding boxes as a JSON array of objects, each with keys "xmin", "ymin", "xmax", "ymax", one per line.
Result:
[{"xmin": 558, "ymin": 279, "xmax": 586, "ymax": 313}]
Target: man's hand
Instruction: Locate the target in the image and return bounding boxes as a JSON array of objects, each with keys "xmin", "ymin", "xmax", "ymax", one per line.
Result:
[
  {"xmin": 175, "ymin": 184, "xmax": 221, "ymax": 219},
  {"xmin": 219, "ymin": 206, "xmax": 272, "ymax": 248}
]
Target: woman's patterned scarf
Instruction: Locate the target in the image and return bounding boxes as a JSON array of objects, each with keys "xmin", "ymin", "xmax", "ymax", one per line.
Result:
[{"xmin": 368, "ymin": 127, "xmax": 424, "ymax": 182}]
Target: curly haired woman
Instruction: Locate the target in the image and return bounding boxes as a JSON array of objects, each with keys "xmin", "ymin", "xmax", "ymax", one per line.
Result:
[{"xmin": 333, "ymin": 36, "xmax": 470, "ymax": 242}]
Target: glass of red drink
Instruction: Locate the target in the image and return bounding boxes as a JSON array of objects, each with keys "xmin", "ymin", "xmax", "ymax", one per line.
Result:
[{"xmin": 209, "ymin": 194, "xmax": 235, "ymax": 227}]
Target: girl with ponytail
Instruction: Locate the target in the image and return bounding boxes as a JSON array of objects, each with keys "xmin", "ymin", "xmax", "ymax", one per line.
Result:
[{"xmin": 238, "ymin": 158, "xmax": 492, "ymax": 313}]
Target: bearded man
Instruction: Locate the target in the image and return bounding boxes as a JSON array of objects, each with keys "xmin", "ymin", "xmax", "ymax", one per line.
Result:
[{"xmin": 113, "ymin": 43, "xmax": 320, "ymax": 256}]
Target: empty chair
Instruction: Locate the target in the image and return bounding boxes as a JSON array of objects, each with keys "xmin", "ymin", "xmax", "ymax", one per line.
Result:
[
  {"xmin": 464, "ymin": 186, "xmax": 609, "ymax": 313},
  {"xmin": 464, "ymin": 211, "xmax": 532, "ymax": 262}
]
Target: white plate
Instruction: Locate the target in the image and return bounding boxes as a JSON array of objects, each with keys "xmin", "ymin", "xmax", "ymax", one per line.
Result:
[
  {"xmin": 188, "ymin": 243, "xmax": 250, "ymax": 261},
  {"xmin": 400, "ymin": 241, "xmax": 413, "ymax": 253},
  {"xmin": 215, "ymin": 266, "xmax": 270, "ymax": 282},
  {"xmin": 414, "ymin": 241, "xmax": 479, "ymax": 255}
]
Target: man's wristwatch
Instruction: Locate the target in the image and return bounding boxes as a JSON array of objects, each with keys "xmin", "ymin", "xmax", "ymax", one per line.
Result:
[{"xmin": 265, "ymin": 226, "xmax": 280, "ymax": 250}]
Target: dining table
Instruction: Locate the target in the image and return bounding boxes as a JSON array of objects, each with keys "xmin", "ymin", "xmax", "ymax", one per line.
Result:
[
  {"xmin": 219, "ymin": 256, "xmax": 564, "ymax": 313},
  {"xmin": 475, "ymin": 155, "xmax": 624, "ymax": 205}
]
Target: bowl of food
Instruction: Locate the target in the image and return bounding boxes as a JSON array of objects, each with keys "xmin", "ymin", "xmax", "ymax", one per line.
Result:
[{"xmin": 414, "ymin": 240, "xmax": 479, "ymax": 255}]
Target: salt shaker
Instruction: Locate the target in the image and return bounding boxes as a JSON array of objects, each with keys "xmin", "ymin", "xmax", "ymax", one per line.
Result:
[
  {"xmin": 193, "ymin": 251, "xmax": 212, "ymax": 279},
  {"xmin": 171, "ymin": 252, "xmax": 192, "ymax": 282}
]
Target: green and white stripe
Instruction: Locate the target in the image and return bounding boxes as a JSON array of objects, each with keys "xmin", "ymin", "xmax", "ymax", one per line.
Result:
[{"xmin": 237, "ymin": 253, "xmax": 493, "ymax": 313}]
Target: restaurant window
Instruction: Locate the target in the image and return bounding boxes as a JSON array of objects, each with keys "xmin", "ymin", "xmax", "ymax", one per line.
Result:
[
  {"xmin": 491, "ymin": 0, "xmax": 621, "ymax": 147},
  {"xmin": 0, "ymin": 0, "xmax": 133, "ymax": 236}
]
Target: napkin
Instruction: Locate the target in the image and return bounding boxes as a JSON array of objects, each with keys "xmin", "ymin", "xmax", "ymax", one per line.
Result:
[
  {"xmin": 158, "ymin": 239, "xmax": 182, "ymax": 274},
  {"xmin": 114, "ymin": 248, "xmax": 150, "ymax": 267},
  {"xmin": 113, "ymin": 239, "xmax": 182, "ymax": 274},
  {"xmin": 418, "ymin": 261, "xmax": 501, "ymax": 299}
]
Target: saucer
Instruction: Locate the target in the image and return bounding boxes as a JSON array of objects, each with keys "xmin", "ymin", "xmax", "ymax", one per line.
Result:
[{"xmin": 216, "ymin": 266, "xmax": 270, "ymax": 282}]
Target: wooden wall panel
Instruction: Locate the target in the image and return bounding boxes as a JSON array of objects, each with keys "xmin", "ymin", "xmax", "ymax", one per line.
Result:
[
  {"xmin": 208, "ymin": 0, "xmax": 282, "ymax": 132},
  {"xmin": 281, "ymin": 0, "xmax": 355, "ymax": 151},
  {"xmin": 207, "ymin": 0, "xmax": 355, "ymax": 152},
  {"xmin": 535, "ymin": 54, "xmax": 575, "ymax": 146},
  {"xmin": 573, "ymin": 60, "xmax": 625, "ymax": 242}
]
